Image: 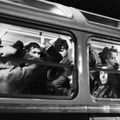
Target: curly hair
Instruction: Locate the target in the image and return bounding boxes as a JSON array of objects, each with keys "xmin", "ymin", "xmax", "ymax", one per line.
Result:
[
  {"xmin": 25, "ymin": 42, "xmax": 42, "ymax": 52},
  {"xmin": 54, "ymin": 38, "xmax": 68, "ymax": 52}
]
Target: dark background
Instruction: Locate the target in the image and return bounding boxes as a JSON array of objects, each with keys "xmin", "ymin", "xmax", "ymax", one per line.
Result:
[{"xmin": 48, "ymin": 0, "xmax": 120, "ymax": 19}]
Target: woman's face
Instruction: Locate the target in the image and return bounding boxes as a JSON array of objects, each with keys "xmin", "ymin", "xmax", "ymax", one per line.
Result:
[{"xmin": 99, "ymin": 70, "xmax": 108, "ymax": 84}]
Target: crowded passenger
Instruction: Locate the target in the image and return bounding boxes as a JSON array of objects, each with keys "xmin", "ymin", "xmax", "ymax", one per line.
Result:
[
  {"xmin": 46, "ymin": 38, "xmax": 73, "ymax": 96},
  {"xmin": 0, "ymin": 41, "xmax": 48, "ymax": 94},
  {"xmin": 0, "ymin": 36, "xmax": 74, "ymax": 96},
  {"xmin": 22, "ymin": 42, "xmax": 48, "ymax": 94}
]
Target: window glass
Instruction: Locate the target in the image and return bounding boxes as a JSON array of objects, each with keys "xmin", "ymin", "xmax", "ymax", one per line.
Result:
[
  {"xmin": 0, "ymin": 23, "xmax": 75, "ymax": 97},
  {"xmin": 81, "ymin": 11, "xmax": 119, "ymax": 28},
  {"xmin": 89, "ymin": 38, "xmax": 120, "ymax": 99}
]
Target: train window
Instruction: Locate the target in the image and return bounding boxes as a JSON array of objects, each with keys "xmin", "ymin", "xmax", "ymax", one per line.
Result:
[
  {"xmin": 89, "ymin": 38, "xmax": 120, "ymax": 99},
  {"xmin": 0, "ymin": 22, "xmax": 75, "ymax": 98},
  {"xmin": 81, "ymin": 11, "xmax": 119, "ymax": 28}
]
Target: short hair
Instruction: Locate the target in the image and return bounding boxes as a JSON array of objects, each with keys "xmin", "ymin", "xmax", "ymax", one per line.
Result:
[
  {"xmin": 99, "ymin": 47, "xmax": 111, "ymax": 64},
  {"xmin": 54, "ymin": 38, "xmax": 68, "ymax": 52},
  {"xmin": 25, "ymin": 42, "xmax": 42, "ymax": 52}
]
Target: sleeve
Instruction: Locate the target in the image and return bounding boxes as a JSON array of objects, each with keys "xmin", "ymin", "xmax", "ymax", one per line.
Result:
[{"xmin": 8, "ymin": 63, "xmax": 39, "ymax": 83}]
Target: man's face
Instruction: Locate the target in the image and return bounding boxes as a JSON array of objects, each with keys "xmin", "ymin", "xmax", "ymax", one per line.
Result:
[{"xmin": 28, "ymin": 47, "xmax": 41, "ymax": 59}]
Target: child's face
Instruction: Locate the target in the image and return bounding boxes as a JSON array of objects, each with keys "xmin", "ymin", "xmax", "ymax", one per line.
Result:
[
  {"xmin": 99, "ymin": 71, "xmax": 108, "ymax": 84},
  {"xmin": 28, "ymin": 47, "xmax": 41, "ymax": 59}
]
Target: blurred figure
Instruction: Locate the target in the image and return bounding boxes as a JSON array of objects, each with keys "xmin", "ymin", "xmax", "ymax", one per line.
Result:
[
  {"xmin": 0, "ymin": 40, "xmax": 24, "ymax": 58},
  {"xmin": 0, "ymin": 40, "xmax": 24, "ymax": 94},
  {"xmin": 89, "ymin": 43, "xmax": 101, "ymax": 68},
  {"xmin": 45, "ymin": 40, "xmax": 63, "ymax": 63},
  {"xmin": 0, "ymin": 41, "xmax": 47, "ymax": 95},
  {"xmin": 89, "ymin": 43, "xmax": 101, "ymax": 93}
]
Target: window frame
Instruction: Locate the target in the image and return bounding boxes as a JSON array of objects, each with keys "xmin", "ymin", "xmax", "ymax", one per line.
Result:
[
  {"xmin": 0, "ymin": 14, "xmax": 77, "ymax": 100},
  {"xmin": 88, "ymin": 36, "xmax": 120, "ymax": 101}
]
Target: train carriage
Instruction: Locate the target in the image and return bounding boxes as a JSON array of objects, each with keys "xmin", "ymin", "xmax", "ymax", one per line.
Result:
[{"xmin": 0, "ymin": 0, "xmax": 120, "ymax": 119}]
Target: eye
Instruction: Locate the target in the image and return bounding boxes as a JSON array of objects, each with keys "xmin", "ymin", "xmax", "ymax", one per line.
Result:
[{"xmin": 33, "ymin": 51, "xmax": 37, "ymax": 54}]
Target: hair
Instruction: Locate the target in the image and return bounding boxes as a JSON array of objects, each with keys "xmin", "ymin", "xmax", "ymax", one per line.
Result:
[
  {"xmin": 93, "ymin": 66, "xmax": 110, "ymax": 85},
  {"xmin": 25, "ymin": 42, "xmax": 42, "ymax": 52},
  {"xmin": 12, "ymin": 40, "xmax": 24, "ymax": 57},
  {"xmin": 99, "ymin": 47, "xmax": 111, "ymax": 64},
  {"xmin": 54, "ymin": 38, "xmax": 68, "ymax": 52},
  {"xmin": 12, "ymin": 40, "xmax": 24, "ymax": 50}
]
